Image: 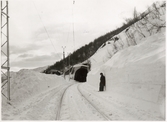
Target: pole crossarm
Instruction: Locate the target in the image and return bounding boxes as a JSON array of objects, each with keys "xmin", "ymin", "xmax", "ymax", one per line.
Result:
[{"xmin": 1, "ymin": 66, "xmax": 10, "ymax": 70}]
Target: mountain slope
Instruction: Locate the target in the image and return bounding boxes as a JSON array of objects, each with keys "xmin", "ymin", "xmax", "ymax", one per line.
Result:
[
  {"xmin": 87, "ymin": 3, "xmax": 165, "ymax": 120},
  {"xmin": 1, "ymin": 1, "xmax": 165, "ymax": 121}
]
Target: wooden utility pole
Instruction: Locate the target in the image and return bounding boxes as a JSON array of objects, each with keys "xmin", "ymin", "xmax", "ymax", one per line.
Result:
[
  {"xmin": 62, "ymin": 46, "xmax": 66, "ymax": 72},
  {"xmin": 68, "ymin": 53, "xmax": 71, "ymax": 67},
  {"xmin": 1, "ymin": 1, "xmax": 10, "ymax": 102},
  {"xmin": 62, "ymin": 46, "xmax": 66, "ymax": 60}
]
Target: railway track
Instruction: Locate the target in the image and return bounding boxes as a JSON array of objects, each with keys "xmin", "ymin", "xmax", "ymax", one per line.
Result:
[
  {"xmin": 77, "ymin": 84, "xmax": 111, "ymax": 120},
  {"xmin": 55, "ymin": 83, "xmax": 75, "ymax": 120},
  {"xmin": 55, "ymin": 83, "xmax": 111, "ymax": 120}
]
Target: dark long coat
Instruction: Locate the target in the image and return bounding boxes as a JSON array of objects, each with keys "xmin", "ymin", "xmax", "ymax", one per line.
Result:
[{"xmin": 100, "ymin": 75, "xmax": 106, "ymax": 86}]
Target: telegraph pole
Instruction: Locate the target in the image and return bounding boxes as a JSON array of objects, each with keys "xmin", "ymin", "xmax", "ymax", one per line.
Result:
[
  {"xmin": 62, "ymin": 46, "xmax": 66, "ymax": 60},
  {"xmin": 68, "ymin": 53, "xmax": 71, "ymax": 67},
  {"xmin": 62, "ymin": 46, "xmax": 66, "ymax": 72},
  {"xmin": 1, "ymin": 1, "xmax": 10, "ymax": 102}
]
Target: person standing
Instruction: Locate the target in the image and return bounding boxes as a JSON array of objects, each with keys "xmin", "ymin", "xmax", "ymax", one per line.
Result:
[{"xmin": 99, "ymin": 73, "xmax": 106, "ymax": 91}]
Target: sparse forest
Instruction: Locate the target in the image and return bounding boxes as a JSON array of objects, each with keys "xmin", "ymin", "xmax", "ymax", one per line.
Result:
[{"xmin": 44, "ymin": 1, "xmax": 165, "ymax": 73}]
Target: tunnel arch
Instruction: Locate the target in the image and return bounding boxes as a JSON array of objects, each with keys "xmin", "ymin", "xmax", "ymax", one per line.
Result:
[{"xmin": 74, "ymin": 67, "xmax": 88, "ymax": 82}]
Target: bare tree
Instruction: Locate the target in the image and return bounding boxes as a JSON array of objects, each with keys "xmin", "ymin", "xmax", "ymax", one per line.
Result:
[
  {"xmin": 125, "ymin": 29, "xmax": 137, "ymax": 46},
  {"xmin": 133, "ymin": 7, "xmax": 138, "ymax": 19},
  {"xmin": 131, "ymin": 17, "xmax": 146, "ymax": 38},
  {"xmin": 143, "ymin": 5, "xmax": 165, "ymax": 34},
  {"xmin": 117, "ymin": 35, "xmax": 124, "ymax": 49},
  {"xmin": 106, "ymin": 48, "xmax": 113, "ymax": 59}
]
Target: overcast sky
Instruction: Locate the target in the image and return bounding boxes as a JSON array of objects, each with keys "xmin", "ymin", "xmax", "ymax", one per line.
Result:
[{"xmin": 4, "ymin": 0, "xmax": 160, "ymax": 71}]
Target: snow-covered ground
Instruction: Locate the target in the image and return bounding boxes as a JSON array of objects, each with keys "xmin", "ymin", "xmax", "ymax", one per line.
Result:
[
  {"xmin": 87, "ymin": 4, "xmax": 165, "ymax": 120},
  {"xmin": 1, "ymin": 2, "xmax": 166, "ymax": 121},
  {"xmin": 87, "ymin": 32, "xmax": 165, "ymax": 120}
]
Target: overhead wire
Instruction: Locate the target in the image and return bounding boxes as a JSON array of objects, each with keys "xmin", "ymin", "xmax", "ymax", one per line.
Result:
[
  {"xmin": 72, "ymin": 0, "xmax": 75, "ymax": 51},
  {"xmin": 65, "ymin": 0, "xmax": 75, "ymax": 52},
  {"xmin": 65, "ymin": 23, "xmax": 71, "ymax": 47},
  {"xmin": 32, "ymin": 1, "xmax": 62, "ymax": 59},
  {"xmin": 64, "ymin": 0, "xmax": 75, "ymax": 56}
]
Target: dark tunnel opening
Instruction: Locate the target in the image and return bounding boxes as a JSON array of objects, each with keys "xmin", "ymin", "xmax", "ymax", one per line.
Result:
[{"xmin": 74, "ymin": 68, "xmax": 88, "ymax": 82}]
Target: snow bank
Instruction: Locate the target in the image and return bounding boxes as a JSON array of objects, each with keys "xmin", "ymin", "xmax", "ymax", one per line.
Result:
[
  {"xmin": 90, "ymin": 4, "xmax": 165, "ymax": 69},
  {"xmin": 32, "ymin": 66, "xmax": 49, "ymax": 73},
  {"xmin": 2, "ymin": 69, "xmax": 66, "ymax": 111},
  {"xmin": 87, "ymin": 31, "xmax": 165, "ymax": 120},
  {"xmin": 87, "ymin": 4, "xmax": 166, "ymax": 120}
]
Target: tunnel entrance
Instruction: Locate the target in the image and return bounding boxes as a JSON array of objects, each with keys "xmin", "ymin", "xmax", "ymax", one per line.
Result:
[{"xmin": 74, "ymin": 67, "xmax": 88, "ymax": 82}]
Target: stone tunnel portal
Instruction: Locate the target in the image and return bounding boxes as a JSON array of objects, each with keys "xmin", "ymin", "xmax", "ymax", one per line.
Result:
[{"xmin": 74, "ymin": 67, "xmax": 88, "ymax": 82}]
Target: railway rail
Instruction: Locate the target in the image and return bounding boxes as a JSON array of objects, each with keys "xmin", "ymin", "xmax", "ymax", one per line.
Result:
[
  {"xmin": 55, "ymin": 83, "xmax": 111, "ymax": 120},
  {"xmin": 77, "ymin": 84, "xmax": 111, "ymax": 120},
  {"xmin": 55, "ymin": 83, "xmax": 75, "ymax": 120}
]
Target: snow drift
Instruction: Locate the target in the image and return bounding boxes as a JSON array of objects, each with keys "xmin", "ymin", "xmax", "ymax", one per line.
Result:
[
  {"xmin": 2, "ymin": 69, "xmax": 66, "ymax": 113},
  {"xmin": 87, "ymin": 3, "xmax": 166, "ymax": 120},
  {"xmin": 1, "ymin": 2, "xmax": 165, "ymax": 121}
]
